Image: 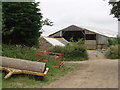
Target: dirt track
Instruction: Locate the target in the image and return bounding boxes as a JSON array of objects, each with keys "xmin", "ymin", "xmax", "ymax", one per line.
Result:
[{"xmin": 44, "ymin": 50, "xmax": 118, "ymax": 88}]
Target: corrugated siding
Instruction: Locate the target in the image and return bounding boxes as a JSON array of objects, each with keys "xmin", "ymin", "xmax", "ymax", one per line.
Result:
[
  {"xmin": 97, "ymin": 34, "xmax": 108, "ymax": 44},
  {"xmin": 85, "ymin": 40, "xmax": 96, "ymax": 49},
  {"xmin": 50, "ymin": 31, "xmax": 61, "ymax": 37},
  {"xmin": 85, "ymin": 30, "xmax": 95, "ymax": 34}
]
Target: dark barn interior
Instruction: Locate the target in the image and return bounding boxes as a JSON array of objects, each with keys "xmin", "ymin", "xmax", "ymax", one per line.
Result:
[
  {"xmin": 86, "ymin": 34, "xmax": 96, "ymax": 40},
  {"xmin": 62, "ymin": 31, "xmax": 85, "ymax": 41}
]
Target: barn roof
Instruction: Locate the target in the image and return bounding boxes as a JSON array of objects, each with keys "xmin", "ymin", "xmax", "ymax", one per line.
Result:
[
  {"xmin": 43, "ymin": 36, "xmax": 69, "ymax": 46},
  {"xmin": 49, "ymin": 25, "xmax": 117, "ymax": 38}
]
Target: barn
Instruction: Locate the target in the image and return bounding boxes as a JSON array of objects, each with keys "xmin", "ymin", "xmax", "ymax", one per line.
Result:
[{"xmin": 48, "ymin": 25, "xmax": 116, "ymax": 49}]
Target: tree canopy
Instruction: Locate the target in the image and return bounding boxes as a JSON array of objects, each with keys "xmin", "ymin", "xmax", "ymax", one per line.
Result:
[
  {"xmin": 109, "ymin": 0, "xmax": 120, "ymax": 21},
  {"xmin": 2, "ymin": 2, "xmax": 43, "ymax": 46},
  {"xmin": 0, "ymin": 3, "xmax": 2, "ymax": 31}
]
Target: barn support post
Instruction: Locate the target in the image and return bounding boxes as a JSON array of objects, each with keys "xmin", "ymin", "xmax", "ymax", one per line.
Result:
[
  {"xmin": 96, "ymin": 34, "xmax": 98, "ymax": 49},
  {"xmin": 81, "ymin": 30, "xmax": 86, "ymax": 40}
]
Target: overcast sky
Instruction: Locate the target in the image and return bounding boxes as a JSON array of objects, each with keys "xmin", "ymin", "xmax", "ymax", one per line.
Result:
[{"xmin": 36, "ymin": 0, "xmax": 118, "ymax": 36}]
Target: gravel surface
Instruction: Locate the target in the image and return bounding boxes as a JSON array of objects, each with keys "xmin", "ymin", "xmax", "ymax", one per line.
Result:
[
  {"xmin": 44, "ymin": 50, "xmax": 118, "ymax": 88},
  {"xmin": 44, "ymin": 59, "xmax": 118, "ymax": 88}
]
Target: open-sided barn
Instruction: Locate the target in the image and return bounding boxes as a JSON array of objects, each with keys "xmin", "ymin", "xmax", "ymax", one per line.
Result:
[{"xmin": 48, "ymin": 25, "xmax": 116, "ymax": 49}]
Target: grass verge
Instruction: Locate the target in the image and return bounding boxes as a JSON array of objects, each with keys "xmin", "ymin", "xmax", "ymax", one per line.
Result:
[
  {"xmin": 1, "ymin": 63, "xmax": 80, "ymax": 88},
  {"xmin": 2, "ymin": 44, "xmax": 36, "ymax": 61},
  {"xmin": 1, "ymin": 44, "xmax": 81, "ymax": 88}
]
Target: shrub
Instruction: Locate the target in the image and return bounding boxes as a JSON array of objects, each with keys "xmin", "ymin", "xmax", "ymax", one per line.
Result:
[
  {"xmin": 107, "ymin": 37, "xmax": 120, "ymax": 46},
  {"xmin": 105, "ymin": 45, "xmax": 120, "ymax": 59},
  {"xmin": 46, "ymin": 46, "xmax": 63, "ymax": 54},
  {"xmin": 47, "ymin": 40, "xmax": 88, "ymax": 61},
  {"xmin": 63, "ymin": 44, "xmax": 87, "ymax": 58}
]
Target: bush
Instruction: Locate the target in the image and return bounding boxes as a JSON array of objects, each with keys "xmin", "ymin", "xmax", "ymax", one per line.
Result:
[
  {"xmin": 47, "ymin": 40, "xmax": 88, "ymax": 61},
  {"xmin": 46, "ymin": 46, "xmax": 63, "ymax": 54},
  {"xmin": 107, "ymin": 37, "xmax": 120, "ymax": 46},
  {"xmin": 63, "ymin": 44, "xmax": 87, "ymax": 58},
  {"xmin": 105, "ymin": 45, "xmax": 120, "ymax": 59},
  {"xmin": 105, "ymin": 37, "xmax": 120, "ymax": 59}
]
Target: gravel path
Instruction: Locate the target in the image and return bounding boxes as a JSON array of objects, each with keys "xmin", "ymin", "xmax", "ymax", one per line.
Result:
[
  {"xmin": 44, "ymin": 50, "xmax": 118, "ymax": 88},
  {"xmin": 44, "ymin": 59, "xmax": 118, "ymax": 88}
]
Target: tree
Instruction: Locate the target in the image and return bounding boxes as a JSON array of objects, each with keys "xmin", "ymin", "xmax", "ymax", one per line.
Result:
[
  {"xmin": 109, "ymin": 0, "xmax": 120, "ymax": 21},
  {"xmin": 2, "ymin": 2, "xmax": 43, "ymax": 46},
  {"xmin": 0, "ymin": 2, "xmax": 2, "ymax": 31}
]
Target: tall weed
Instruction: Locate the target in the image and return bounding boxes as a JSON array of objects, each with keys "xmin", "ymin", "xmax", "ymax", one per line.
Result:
[{"xmin": 2, "ymin": 44, "xmax": 36, "ymax": 60}]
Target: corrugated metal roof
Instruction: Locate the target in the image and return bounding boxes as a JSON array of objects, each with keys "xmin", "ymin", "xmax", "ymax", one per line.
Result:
[
  {"xmin": 49, "ymin": 25, "xmax": 117, "ymax": 38},
  {"xmin": 82, "ymin": 26, "xmax": 117, "ymax": 38},
  {"xmin": 43, "ymin": 37, "xmax": 68, "ymax": 46}
]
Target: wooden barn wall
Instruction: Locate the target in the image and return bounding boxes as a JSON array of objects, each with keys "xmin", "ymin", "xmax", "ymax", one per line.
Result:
[
  {"xmin": 39, "ymin": 37, "xmax": 53, "ymax": 51},
  {"xmin": 85, "ymin": 30, "xmax": 95, "ymax": 34},
  {"xmin": 50, "ymin": 31, "xmax": 61, "ymax": 37},
  {"xmin": 85, "ymin": 40, "xmax": 96, "ymax": 49},
  {"xmin": 84, "ymin": 30, "xmax": 96, "ymax": 49},
  {"xmin": 96, "ymin": 34, "xmax": 108, "ymax": 45}
]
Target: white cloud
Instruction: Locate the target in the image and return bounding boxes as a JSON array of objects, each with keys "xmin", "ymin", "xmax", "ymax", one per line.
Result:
[{"xmin": 36, "ymin": 0, "xmax": 118, "ymax": 36}]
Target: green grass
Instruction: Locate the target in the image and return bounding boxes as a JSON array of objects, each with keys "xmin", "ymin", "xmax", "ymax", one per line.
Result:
[
  {"xmin": 1, "ymin": 63, "xmax": 80, "ymax": 88},
  {"xmin": 2, "ymin": 44, "xmax": 36, "ymax": 61},
  {"xmin": 1, "ymin": 44, "xmax": 81, "ymax": 88},
  {"xmin": 0, "ymin": 72, "xmax": 2, "ymax": 90}
]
